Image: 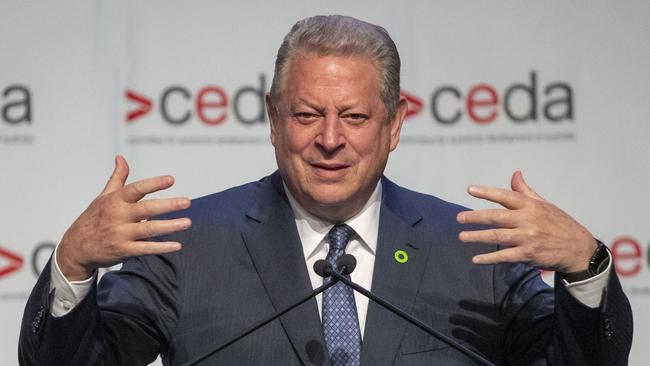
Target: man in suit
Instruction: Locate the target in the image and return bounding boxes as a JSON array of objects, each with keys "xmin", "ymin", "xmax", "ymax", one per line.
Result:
[{"xmin": 20, "ymin": 15, "xmax": 632, "ymax": 365}]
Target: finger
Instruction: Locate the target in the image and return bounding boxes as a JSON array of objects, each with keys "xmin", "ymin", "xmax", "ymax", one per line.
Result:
[
  {"xmin": 121, "ymin": 175, "xmax": 175, "ymax": 203},
  {"xmin": 130, "ymin": 197, "xmax": 191, "ymax": 221},
  {"xmin": 102, "ymin": 155, "xmax": 130, "ymax": 194},
  {"xmin": 467, "ymin": 186, "xmax": 523, "ymax": 209},
  {"xmin": 510, "ymin": 170, "xmax": 544, "ymax": 201},
  {"xmin": 126, "ymin": 218, "xmax": 192, "ymax": 240},
  {"xmin": 121, "ymin": 240, "xmax": 183, "ymax": 257},
  {"xmin": 457, "ymin": 209, "xmax": 517, "ymax": 227},
  {"xmin": 459, "ymin": 228, "xmax": 518, "ymax": 244},
  {"xmin": 472, "ymin": 247, "xmax": 523, "ymax": 265}
]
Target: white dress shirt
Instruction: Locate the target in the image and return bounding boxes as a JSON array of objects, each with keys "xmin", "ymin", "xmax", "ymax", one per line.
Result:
[
  {"xmin": 50, "ymin": 180, "xmax": 612, "ymax": 334},
  {"xmin": 283, "ymin": 182, "xmax": 382, "ymax": 338}
]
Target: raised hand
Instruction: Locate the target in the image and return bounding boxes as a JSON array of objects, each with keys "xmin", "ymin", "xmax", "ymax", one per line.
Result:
[
  {"xmin": 56, "ymin": 155, "xmax": 192, "ymax": 280},
  {"xmin": 456, "ymin": 171, "xmax": 597, "ymax": 273}
]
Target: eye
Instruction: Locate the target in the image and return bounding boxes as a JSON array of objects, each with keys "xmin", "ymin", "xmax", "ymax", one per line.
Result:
[
  {"xmin": 343, "ymin": 113, "xmax": 369, "ymax": 125},
  {"xmin": 293, "ymin": 112, "xmax": 319, "ymax": 124}
]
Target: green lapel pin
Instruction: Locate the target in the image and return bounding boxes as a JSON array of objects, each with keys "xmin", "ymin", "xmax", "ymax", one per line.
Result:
[{"xmin": 394, "ymin": 249, "xmax": 409, "ymax": 264}]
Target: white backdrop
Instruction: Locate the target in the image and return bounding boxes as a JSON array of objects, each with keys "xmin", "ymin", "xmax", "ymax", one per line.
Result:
[{"xmin": 1, "ymin": 1, "xmax": 648, "ymax": 364}]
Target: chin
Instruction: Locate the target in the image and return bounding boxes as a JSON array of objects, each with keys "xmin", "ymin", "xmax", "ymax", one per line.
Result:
[
  {"xmin": 308, "ymin": 191, "xmax": 351, "ymax": 207},
  {"xmin": 299, "ymin": 185, "xmax": 368, "ymax": 221}
]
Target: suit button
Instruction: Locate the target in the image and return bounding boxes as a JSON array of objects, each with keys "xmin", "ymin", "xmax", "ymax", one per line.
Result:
[
  {"xmin": 602, "ymin": 317, "xmax": 614, "ymax": 340},
  {"xmin": 32, "ymin": 305, "xmax": 45, "ymax": 334}
]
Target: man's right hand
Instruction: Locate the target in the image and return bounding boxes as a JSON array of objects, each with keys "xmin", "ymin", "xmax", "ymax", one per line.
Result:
[{"xmin": 57, "ymin": 155, "xmax": 192, "ymax": 281}]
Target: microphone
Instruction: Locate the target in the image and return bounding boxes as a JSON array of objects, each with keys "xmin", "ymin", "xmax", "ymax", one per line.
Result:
[
  {"xmin": 182, "ymin": 261, "xmax": 343, "ymax": 366},
  {"xmin": 319, "ymin": 254, "xmax": 496, "ymax": 366},
  {"xmin": 313, "ymin": 255, "xmax": 356, "ymax": 277},
  {"xmin": 337, "ymin": 254, "xmax": 356, "ymax": 275},
  {"xmin": 313, "ymin": 259, "xmax": 332, "ymax": 277}
]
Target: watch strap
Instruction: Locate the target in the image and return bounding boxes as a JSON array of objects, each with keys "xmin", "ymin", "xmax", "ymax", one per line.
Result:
[{"xmin": 561, "ymin": 239, "xmax": 610, "ymax": 283}]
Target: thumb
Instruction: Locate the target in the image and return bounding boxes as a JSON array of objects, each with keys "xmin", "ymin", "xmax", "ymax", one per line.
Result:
[
  {"xmin": 511, "ymin": 170, "xmax": 544, "ymax": 200},
  {"xmin": 102, "ymin": 155, "xmax": 130, "ymax": 194}
]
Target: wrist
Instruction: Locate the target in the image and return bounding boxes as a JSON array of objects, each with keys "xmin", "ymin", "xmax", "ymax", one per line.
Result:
[
  {"xmin": 56, "ymin": 241, "xmax": 93, "ymax": 281},
  {"xmin": 563, "ymin": 236, "xmax": 598, "ymax": 273}
]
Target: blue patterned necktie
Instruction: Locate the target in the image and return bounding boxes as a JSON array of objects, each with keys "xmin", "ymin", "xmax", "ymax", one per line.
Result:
[{"xmin": 322, "ymin": 224, "xmax": 361, "ymax": 366}]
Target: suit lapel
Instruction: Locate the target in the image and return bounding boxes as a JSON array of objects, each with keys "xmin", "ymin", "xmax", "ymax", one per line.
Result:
[
  {"xmin": 241, "ymin": 172, "xmax": 329, "ymax": 366},
  {"xmin": 361, "ymin": 178, "xmax": 433, "ymax": 365}
]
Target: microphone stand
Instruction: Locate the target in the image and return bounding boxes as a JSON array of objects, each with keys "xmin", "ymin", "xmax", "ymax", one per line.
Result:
[
  {"xmin": 183, "ymin": 255, "xmax": 494, "ymax": 366},
  {"xmin": 182, "ymin": 279, "xmax": 339, "ymax": 366},
  {"xmin": 327, "ymin": 257, "xmax": 496, "ymax": 366}
]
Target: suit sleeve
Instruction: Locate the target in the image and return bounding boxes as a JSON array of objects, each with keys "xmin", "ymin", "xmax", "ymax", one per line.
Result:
[
  {"xmin": 19, "ymin": 253, "xmax": 180, "ymax": 366},
  {"xmin": 495, "ymin": 262, "xmax": 633, "ymax": 366}
]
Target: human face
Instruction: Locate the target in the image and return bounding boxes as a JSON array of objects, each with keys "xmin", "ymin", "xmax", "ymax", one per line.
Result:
[{"xmin": 267, "ymin": 53, "xmax": 407, "ymax": 222}]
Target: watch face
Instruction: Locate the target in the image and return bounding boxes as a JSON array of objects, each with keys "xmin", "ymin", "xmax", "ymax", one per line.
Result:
[{"xmin": 589, "ymin": 244, "xmax": 610, "ymax": 275}]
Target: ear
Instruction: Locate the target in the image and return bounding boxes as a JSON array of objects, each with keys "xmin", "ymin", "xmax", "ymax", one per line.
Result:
[
  {"xmin": 388, "ymin": 97, "xmax": 408, "ymax": 151},
  {"xmin": 266, "ymin": 93, "xmax": 278, "ymax": 147}
]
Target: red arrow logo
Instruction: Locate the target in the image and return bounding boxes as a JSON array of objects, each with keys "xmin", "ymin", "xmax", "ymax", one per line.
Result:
[
  {"xmin": 125, "ymin": 90, "xmax": 153, "ymax": 123},
  {"xmin": 0, "ymin": 246, "xmax": 23, "ymax": 278},
  {"xmin": 400, "ymin": 90, "xmax": 423, "ymax": 119}
]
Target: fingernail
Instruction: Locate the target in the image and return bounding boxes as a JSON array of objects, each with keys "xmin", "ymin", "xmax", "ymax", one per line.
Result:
[
  {"xmin": 468, "ymin": 186, "xmax": 479, "ymax": 193},
  {"xmin": 457, "ymin": 213, "xmax": 465, "ymax": 223},
  {"xmin": 180, "ymin": 218, "xmax": 191, "ymax": 227},
  {"xmin": 179, "ymin": 198, "xmax": 190, "ymax": 208}
]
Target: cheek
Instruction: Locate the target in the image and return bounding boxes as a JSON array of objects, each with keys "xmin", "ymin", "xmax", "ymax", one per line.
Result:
[
  {"xmin": 284, "ymin": 125, "xmax": 316, "ymax": 155},
  {"xmin": 275, "ymin": 125, "xmax": 314, "ymax": 175},
  {"xmin": 351, "ymin": 126, "xmax": 391, "ymax": 159}
]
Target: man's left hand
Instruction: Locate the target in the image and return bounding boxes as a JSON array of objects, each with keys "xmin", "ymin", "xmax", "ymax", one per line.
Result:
[{"xmin": 456, "ymin": 170, "xmax": 597, "ymax": 273}]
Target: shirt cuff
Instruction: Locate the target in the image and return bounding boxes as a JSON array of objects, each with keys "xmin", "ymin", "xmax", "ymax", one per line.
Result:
[
  {"xmin": 49, "ymin": 243, "xmax": 96, "ymax": 317},
  {"xmin": 561, "ymin": 251, "xmax": 612, "ymax": 309}
]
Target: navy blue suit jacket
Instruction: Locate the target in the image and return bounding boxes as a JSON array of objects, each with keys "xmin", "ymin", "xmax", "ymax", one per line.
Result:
[{"xmin": 19, "ymin": 172, "xmax": 632, "ymax": 365}]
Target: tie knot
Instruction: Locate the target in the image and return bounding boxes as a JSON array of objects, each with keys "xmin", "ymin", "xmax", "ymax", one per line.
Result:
[{"xmin": 327, "ymin": 224, "xmax": 356, "ymax": 251}]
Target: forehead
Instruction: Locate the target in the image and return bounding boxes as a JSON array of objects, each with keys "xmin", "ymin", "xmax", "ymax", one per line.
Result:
[{"xmin": 282, "ymin": 53, "xmax": 381, "ymax": 104}]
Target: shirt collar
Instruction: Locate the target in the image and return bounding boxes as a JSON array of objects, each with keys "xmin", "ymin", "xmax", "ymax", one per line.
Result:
[{"xmin": 283, "ymin": 181, "xmax": 382, "ymax": 261}]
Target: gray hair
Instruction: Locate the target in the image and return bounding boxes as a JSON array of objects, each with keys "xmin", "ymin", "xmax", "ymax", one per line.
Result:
[{"xmin": 270, "ymin": 15, "xmax": 401, "ymax": 119}]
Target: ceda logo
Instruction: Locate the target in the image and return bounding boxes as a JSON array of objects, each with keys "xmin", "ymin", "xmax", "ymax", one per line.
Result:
[{"xmin": 126, "ymin": 75, "xmax": 268, "ymax": 126}]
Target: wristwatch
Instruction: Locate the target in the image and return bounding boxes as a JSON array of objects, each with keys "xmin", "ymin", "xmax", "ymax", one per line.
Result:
[{"xmin": 561, "ymin": 239, "xmax": 610, "ymax": 283}]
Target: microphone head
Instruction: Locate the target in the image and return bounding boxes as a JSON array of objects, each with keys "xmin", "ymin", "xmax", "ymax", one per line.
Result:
[
  {"xmin": 337, "ymin": 254, "xmax": 357, "ymax": 275},
  {"xmin": 313, "ymin": 259, "xmax": 333, "ymax": 278}
]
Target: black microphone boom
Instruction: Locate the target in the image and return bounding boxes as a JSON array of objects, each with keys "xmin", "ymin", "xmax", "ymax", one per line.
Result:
[
  {"xmin": 183, "ymin": 254, "xmax": 493, "ymax": 366},
  {"xmin": 182, "ymin": 261, "xmax": 341, "ymax": 366},
  {"xmin": 326, "ymin": 254, "xmax": 496, "ymax": 366}
]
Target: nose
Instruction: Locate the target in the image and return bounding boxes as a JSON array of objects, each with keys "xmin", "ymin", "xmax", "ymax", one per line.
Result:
[{"xmin": 315, "ymin": 115, "xmax": 345, "ymax": 154}]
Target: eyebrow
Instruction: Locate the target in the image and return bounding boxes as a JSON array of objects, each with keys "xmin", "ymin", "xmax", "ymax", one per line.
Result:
[{"xmin": 293, "ymin": 98, "xmax": 363, "ymax": 114}]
